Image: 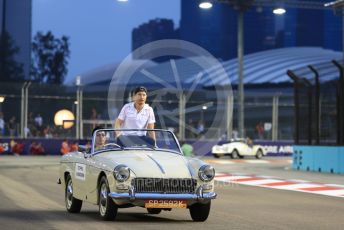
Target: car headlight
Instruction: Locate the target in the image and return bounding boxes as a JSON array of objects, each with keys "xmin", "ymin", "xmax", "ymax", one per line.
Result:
[
  {"xmin": 113, "ymin": 165, "xmax": 130, "ymax": 182},
  {"xmin": 198, "ymin": 165, "xmax": 215, "ymax": 182}
]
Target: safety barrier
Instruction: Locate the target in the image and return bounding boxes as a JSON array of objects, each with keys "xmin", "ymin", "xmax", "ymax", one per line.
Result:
[
  {"xmin": 293, "ymin": 146, "xmax": 344, "ymax": 174},
  {"xmin": 0, "ymin": 138, "xmax": 293, "ymax": 156}
]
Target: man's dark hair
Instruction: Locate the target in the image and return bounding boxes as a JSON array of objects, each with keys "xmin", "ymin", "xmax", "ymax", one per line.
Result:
[
  {"xmin": 133, "ymin": 86, "xmax": 147, "ymax": 95},
  {"xmin": 92, "ymin": 126, "xmax": 105, "ymax": 136}
]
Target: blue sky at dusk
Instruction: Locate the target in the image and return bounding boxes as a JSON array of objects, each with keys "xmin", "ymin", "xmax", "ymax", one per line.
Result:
[{"xmin": 32, "ymin": 0, "xmax": 180, "ymax": 84}]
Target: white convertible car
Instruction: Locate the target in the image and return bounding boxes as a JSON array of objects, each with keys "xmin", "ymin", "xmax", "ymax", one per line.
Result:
[
  {"xmin": 58, "ymin": 129, "xmax": 216, "ymax": 221},
  {"xmin": 211, "ymin": 139, "xmax": 266, "ymax": 159}
]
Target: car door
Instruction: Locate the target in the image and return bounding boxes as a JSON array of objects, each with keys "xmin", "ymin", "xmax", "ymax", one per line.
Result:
[
  {"xmin": 246, "ymin": 144, "xmax": 254, "ymax": 156},
  {"xmin": 238, "ymin": 142, "xmax": 251, "ymax": 156},
  {"xmin": 84, "ymin": 154, "xmax": 102, "ymax": 203},
  {"xmin": 72, "ymin": 152, "xmax": 88, "ymax": 199}
]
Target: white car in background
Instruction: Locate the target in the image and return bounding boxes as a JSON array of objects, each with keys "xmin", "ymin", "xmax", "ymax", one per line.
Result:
[
  {"xmin": 59, "ymin": 129, "xmax": 216, "ymax": 222},
  {"xmin": 211, "ymin": 139, "xmax": 266, "ymax": 159}
]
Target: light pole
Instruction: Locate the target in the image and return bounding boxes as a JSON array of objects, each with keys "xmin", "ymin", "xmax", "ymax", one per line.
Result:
[
  {"xmin": 199, "ymin": 0, "xmax": 254, "ymax": 138},
  {"xmin": 75, "ymin": 76, "xmax": 83, "ymax": 139},
  {"xmin": 201, "ymin": 105, "xmax": 208, "ymax": 121},
  {"xmin": 237, "ymin": 8, "xmax": 245, "ymax": 138},
  {"xmin": 0, "ymin": 96, "xmax": 5, "ymax": 112},
  {"xmin": 20, "ymin": 81, "xmax": 31, "ymax": 138}
]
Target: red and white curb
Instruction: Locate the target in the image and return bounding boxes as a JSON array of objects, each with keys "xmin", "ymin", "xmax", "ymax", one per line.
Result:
[
  {"xmin": 206, "ymin": 159, "xmax": 292, "ymax": 165},
  {"xmin": 215, "ymin": 173, "xmax": 344, "ymax": 198}
]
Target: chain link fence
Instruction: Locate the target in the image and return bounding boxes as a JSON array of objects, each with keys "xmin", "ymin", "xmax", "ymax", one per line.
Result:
[
  {"xmin": 287, "ymin": 60, "xmax": 344, "ymax": 145},
  {"xmin": 0, "ymin": 82, "xmax": 294, "ymax": 141}
]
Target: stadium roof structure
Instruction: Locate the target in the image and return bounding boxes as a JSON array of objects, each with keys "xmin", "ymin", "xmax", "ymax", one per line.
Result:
[
  {"xmin": 185, "ymin": 47, "xmax": 342, "ymax": 87},
  {"xmin": 72, "ymin": 47, "xmax": 342, "ymax": 88}
]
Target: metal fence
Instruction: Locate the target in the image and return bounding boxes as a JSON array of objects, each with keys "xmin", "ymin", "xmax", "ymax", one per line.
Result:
[
  {"xmin": 287, "ymin": 60, "xmax": 344, "ymax": 146},
  {"xmin": 0, "ymin": 82, "xmax": 294, "ymax": 141}
]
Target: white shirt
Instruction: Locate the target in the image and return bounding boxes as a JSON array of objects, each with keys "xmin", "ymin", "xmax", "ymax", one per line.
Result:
[
  {"xmin": 35, "ymin": 116, "xmax": 43, "ymax": 127},
  {"xmin": 117, "ymin": 102, "xmax": 155, "ymax": 135}
]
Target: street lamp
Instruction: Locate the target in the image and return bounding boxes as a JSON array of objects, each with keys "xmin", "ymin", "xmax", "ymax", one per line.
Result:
[
  {"xmin": 273, "ymin": 8, "xmax": 286, "ymax": 15},
  {"xmin": 199, "ymin": 1, "xmax": 213, "ymax": 9},
  {"xmin": 54, "ymin": 109, "xmax": 75, "ymax": 129}
]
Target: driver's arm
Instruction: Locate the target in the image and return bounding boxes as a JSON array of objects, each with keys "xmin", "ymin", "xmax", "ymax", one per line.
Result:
[
  {"xmin": 114, "ymin": 118, "xmax": 124, "ymax": 136},
  {"xmin": 147, "ymin": 123, "xmax": 156, "ymax": 144}
]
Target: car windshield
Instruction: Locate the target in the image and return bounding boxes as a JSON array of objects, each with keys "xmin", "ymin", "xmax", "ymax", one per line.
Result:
[{"xmin": 92, "ymin": 129, "xmax": 181, "ymax": 154}]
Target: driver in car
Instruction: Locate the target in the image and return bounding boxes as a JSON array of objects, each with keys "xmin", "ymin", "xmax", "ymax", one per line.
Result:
[{"xmin": 92, "ymin": 126, "xmax": 107, "ymax": 150}]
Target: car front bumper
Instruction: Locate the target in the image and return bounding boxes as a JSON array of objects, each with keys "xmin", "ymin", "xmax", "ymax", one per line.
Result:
[{"xmin": 108, "ymin": 186, "xmax": 217, "ymax": 201}]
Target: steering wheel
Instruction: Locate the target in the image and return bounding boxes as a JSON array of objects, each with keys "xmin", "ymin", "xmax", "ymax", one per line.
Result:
[{"xmin": 104, "ymin": 143, "xmax": 122, "ymax": 149}]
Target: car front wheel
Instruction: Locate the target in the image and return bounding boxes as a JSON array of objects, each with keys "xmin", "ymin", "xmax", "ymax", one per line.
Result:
[
  {"xmin": 99, "ymin": 176, "xmax": 118, "ymax": 221},
  {"xmin": 256, "ymin": 149, "xmax": 263, "ymax": 159},
  {"xmin": 65, "ymin": 174, "xmax": 82, "ymax": 213},
  {"xmin": 189, "ymin": 201, "xmax": 211, "ymax": 222},
  {"xmin": 231, "ymin": 149, "xmax": 239, "ymax": 159}
]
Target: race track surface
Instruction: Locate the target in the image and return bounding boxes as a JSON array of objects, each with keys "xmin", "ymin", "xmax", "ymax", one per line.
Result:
[{"xmin": 0, "ymin": 156, "xmax": 343, "ymax": 230}]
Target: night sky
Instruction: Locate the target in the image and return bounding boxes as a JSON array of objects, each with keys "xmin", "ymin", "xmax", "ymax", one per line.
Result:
[{"xmin": 32, "ymin": 0, "xmax": 180, "ymax": 84}]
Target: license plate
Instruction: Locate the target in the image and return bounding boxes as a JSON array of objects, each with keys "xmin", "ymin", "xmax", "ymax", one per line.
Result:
[{"xmin": 144, "ymin": 200, "xmax": 187, "ymax": 209}]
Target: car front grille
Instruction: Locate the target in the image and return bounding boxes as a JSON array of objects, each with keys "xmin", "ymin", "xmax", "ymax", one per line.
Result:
[{"xmin": 132, "ymin": 178, "xmax": 197, "ymax": 194}]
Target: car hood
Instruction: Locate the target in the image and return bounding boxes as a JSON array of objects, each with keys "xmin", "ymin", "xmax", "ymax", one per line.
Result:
[{"xmin": 97, "ymin": 150, "xmax": 193, "ymax": 178}]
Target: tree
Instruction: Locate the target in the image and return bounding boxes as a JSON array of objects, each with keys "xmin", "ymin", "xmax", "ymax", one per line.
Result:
[
  {"xmin": 31, "ymin": 31, "xmax": 70, "ymax": 84},
  {"xmin": 0, "ymin": 31, "xmax": 24, "ymax": 82}
]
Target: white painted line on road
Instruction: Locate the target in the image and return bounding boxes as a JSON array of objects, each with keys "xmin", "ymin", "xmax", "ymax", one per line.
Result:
[
  {"xmin": 288, "ymin": 179, "xmax": 311, "ymax": 183},
  {"xmin": 215, "ymin": 172, "xmax": 229, "ymax": 177},
  {"xmin": 207, "ymin": 160, "xmax": 235, "ymax": 164},
  {"xmin": 325, "ymin": 184, "xmax": 344, "ymax": 188},
  {"xmin": 215, "ymin": 173, "xmax": 344, "ymax": 198},
  {"xmin": 206, "ymin": 159, "xmax": 292, "ymax": 165},
  {"xmin": 244, "ymin": 160, "xmax": 270, "ymax": 164},
  {"xmin": 239, "ymin": 179, "xmax": 284, "ymax": 185},
  {"xmin": 273, "ymin": 183, "xmax": 325, "ymax": 190},
  {"xmin": 313, "ymin": 189, "xmax": 344, "ymax": 196},
  {"xmin": 216, "ymin": 176, "xmax": 251, "ymax": 181}
]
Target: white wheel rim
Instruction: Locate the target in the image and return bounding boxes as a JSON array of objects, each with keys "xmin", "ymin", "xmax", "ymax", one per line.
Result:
[
  {"xmin": 99, "ymin": 183, "xmax": 108, "ymax": 216},
  {"xmin": 66, "ymin": 180, "xmax": 73, "ymax": 209}
]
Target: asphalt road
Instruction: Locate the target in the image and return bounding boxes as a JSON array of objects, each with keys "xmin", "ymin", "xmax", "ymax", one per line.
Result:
[{"xmin": 0, "ymin": 156, "xmax": 343, "ymax": 230}]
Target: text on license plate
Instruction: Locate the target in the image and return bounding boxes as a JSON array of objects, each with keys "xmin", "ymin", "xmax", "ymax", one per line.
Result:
[{"xmin": 144, "ymin": 200, "xmax": 187, "ymax": 209}]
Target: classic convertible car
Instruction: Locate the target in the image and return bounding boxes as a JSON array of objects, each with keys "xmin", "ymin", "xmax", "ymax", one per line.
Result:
[
  {"xmin": 211, "ymin": 138, "xmax": 266, "ymax": 159},
  {"xmin": 59, "ymin": 129, "xmax": 216, "ymax": 221}
]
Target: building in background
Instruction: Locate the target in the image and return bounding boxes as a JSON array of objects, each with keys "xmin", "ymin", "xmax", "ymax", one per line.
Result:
[
  {"xmin": 132, "ymin": 18, "xmax": 178, "ymax": 62},
  {"xmin": 178, "ymin": 0, "xmax": 342, "ymax": 60},
  {"xmin": 179, "ymin": 0, "xmax": 274, "ymax": 61},
  {"xmin": 280, "ymin": 2, "xmax": 342, "ymax": 51},
  {"xmin": 0, "ymin": 0, "xmax": 32, "ymax": 81}
]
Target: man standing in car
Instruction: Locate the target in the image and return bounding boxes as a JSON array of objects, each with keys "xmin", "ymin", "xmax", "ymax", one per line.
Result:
[{"xmin": 114, "ymin": 86, "xmax": 155, "ymax": 140}]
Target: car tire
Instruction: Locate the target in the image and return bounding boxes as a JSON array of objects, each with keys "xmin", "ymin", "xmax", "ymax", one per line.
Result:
[
  {"xmin": 213, "ymin": 154, "xmax": 220, "ymax": 158},
  {"xmin": 147, "ymin": 208, "xmax": 162, "ymax": 214},
  {"xmin": 189, "ymin": 201, "xmax": 211, "ymax": 222},
  {"xmin": 99, "ymin": 176, "xmax": 118, "ymax": 221},
  {"xmin": 231, "ymin": 149, "xmax": 239, "ymax": 159},
  {"xmin": 256, "ymin": 149, "xmax": 263, "ymax": 159},
  {"xmin": 65, "ymin": 174, "xmax": 82, "ymax": 213}
]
